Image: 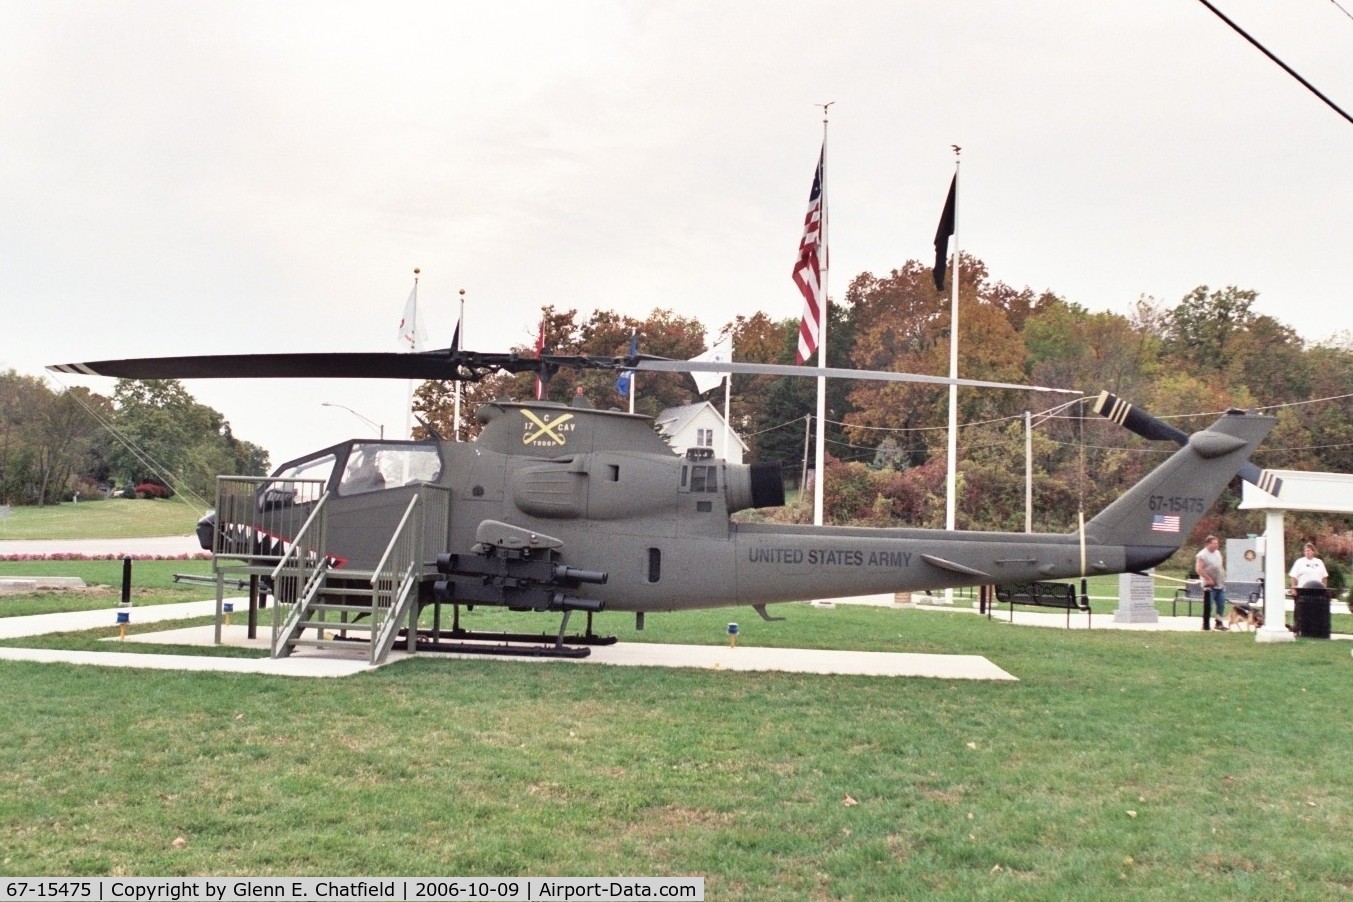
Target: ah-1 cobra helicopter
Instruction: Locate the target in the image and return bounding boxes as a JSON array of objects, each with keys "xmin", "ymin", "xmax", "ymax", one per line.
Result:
[{"xmin": 51, "ymin": 343, "xmax": 1277, "ymax": 658}]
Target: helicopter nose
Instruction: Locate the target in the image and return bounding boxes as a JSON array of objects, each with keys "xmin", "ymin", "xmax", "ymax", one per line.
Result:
[{"xmin": 195, "ymin": 511, "xmax": 216, "ymax": 552}]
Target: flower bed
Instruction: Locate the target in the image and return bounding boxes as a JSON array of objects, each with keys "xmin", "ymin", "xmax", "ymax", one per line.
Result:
[{"xmin": 0, "ymin": 552, "xmax": 213, "ymax": 562}]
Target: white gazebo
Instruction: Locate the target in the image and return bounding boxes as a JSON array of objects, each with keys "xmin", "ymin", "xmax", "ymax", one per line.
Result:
[{"xmin": 1240, "ymin": 469, "xmax": 1353, "ymax": 643}]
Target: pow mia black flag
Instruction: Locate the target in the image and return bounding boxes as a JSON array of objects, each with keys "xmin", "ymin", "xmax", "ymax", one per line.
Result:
[{"xmin": 933, "ymin": 175, "xmax": 956, "ymax": 292}]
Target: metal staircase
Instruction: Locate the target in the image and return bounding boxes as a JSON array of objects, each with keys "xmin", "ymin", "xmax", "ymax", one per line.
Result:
[{"xmin": 209, "ymin": 476, "xmax": 450, "ymax": 665}]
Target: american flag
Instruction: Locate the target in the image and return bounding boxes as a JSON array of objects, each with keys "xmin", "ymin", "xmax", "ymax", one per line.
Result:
[
  {"xmin": 1151, "ymin": 514, "xmax": 1181, "ymax": 533},
  {"xmin": 793, "ymin": 144, "xmax": 825, "ymax": 364}
]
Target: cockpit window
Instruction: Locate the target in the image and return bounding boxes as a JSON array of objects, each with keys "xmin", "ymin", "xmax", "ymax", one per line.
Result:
[
  {"xmin": 276, "ymin": 453, "xmax": 338, "ymax": 485},
  {"xmin": 338, "ymin": 442, "xmax": 442, "ymax": 497},
  {"xmin": 260, "ymin": 453, "xmax": 335, "ymax": 508}
]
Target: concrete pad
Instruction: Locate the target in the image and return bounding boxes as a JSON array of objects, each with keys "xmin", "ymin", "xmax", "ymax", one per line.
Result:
[
  {"xmin": 1, "ymin": 577, "xmax": 89, "ymax": 595},
  {"xmin": 0, "ymin": 645, "xmax": 378, "ymax": 678},
  {"xmin": 119, "ymin": 624, "xmax": 1016, "ymax": 680},
  {"xmin": 553, "ymin": 642, "xmax": 1017, "ymax": 680},
  {"xmin": 123, "ymin": 622, "xmax": 272, "ymax": 650},
  {"xmin": 17, "ymin": 586, "xmax": 1344, "ymax": 682}
]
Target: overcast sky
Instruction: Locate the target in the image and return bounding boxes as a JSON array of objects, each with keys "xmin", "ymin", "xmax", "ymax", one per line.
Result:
[{"xmin": 3, "ymin": 1, "xmax": 1351, "ymax": 468}]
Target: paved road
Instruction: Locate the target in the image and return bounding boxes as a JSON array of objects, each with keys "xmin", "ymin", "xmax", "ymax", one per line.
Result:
[{"xmin": 0, "ymin": 535, "xmax": 205, "ymax": 557}]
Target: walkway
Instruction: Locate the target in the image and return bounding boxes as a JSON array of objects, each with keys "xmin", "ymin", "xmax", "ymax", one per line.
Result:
[
  {"xmin": 0, "ymin": 592, "xmax": 1023, "ymax": 680},
  {"xmin": 0, "ymin": 535, "xmax": 204, "ymax": 558},
  {"xmin": 1, "ymin": 559, "xmax": 1344, "ymax": 680}
]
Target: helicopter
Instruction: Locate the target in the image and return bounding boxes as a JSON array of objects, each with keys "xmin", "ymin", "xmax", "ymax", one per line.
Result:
[{"xmin": 50, "ymin": 344, "xmax": 1277, "ymax": 658}]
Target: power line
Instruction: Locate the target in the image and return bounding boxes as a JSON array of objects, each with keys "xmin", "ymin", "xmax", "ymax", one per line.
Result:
[{"xmin": 1196, "ymin": 0, "xmax": 1353, "ymax": 126}]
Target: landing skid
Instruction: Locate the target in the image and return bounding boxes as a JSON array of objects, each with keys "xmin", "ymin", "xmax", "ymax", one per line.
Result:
[
  {"xmin": 329, "ymin": 628, "xmax": 614, "ymax": 659},
  {"xmin": 412, "ymin": 605, "xmax": 618, "ymax": 659},
  {"xmin": 402, "ymin": 630, "xmax": 597, "ymax": 659},
  {"xmin": 307, "ymin": 605, "xmax": 618, "ymax": 660}
]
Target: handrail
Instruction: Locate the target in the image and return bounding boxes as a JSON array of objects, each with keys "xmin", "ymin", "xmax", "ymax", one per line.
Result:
[
  {"xmin": 368, "ymin": 495, "xmax": 422, "ymax": 663},
  {"xmin": 206, "ymin": 473, "xmax": 450, "ymax": 661},
  {"xmin": 268, "ymin": 492, "xmax": 332, "ymax": 582},
  {"xmin": 269, "ymin": 493, "xmax": 332, "ymax": 658},
  {"xmin": 370, "ymin": 483, "xmax": 451, "ymax": 663},
  {"xmin": 210, "ymin": 476, "xmax": 328, "ymax": 567}
]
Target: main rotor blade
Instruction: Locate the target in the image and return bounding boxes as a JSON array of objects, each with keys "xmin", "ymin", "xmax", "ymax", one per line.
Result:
[
  {"xmin": 1094, "ymin": 390, "xmax": 1283, "ymax": 496},
  {"xmin": 49, "ymin": 348, "xmax": 1077, "ymax": 396},
  {"xmin": 49, "ymin": 349, "xmax": 556, "ymax": 381},
  {"xmin": 52, "ymin": 352, "xmax": 440, "ymax": 380},
  {"xmin": 638, "ymin": 359, "xmax": 1082, "ymax": 394}
]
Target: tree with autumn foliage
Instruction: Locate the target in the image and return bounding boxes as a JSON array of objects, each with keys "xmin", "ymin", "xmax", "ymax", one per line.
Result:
[
  {"xmin": 411, "ymin": 306, "xmax": 714, "ymax": 439},
  {"xmin": 840, "ymin": 255, "xmax": 1030, "ymax": 468},
  {"xmin": 394, "ymin": 261, "xmax": 1353, "ymax": 564}
]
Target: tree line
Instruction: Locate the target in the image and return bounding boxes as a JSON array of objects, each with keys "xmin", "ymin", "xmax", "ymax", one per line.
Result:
[
  {"xmin": 414, "ymin": 253, "xmax": 1353, "ymax": 566},
  {"xmin": 0, "ymin": 374, "xmax": 268, "ymax": 506},
  {"xmin": 13, "ymin": 251, "xmax": 1353, "ymax": 571}
]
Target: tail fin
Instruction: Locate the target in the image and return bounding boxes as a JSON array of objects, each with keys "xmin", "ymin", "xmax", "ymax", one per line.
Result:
[
  {"xmin": 1084, "ymin": 409, "xmax": 1274, "ymax": 569},
  {"xmin": 1094, "ymin": 390, "xmax": 1284, "ymax": 497}
]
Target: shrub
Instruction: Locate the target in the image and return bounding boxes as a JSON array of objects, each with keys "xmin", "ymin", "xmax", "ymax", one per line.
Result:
[{"xmin": 133, "ymin": 481, "xmax": 172, "ymax": 500}]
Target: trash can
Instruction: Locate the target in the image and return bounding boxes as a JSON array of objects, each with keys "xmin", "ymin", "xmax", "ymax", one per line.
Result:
[{"xmin": 1293, "ymin": 586, "xmax": 1332, "ymax": 639}]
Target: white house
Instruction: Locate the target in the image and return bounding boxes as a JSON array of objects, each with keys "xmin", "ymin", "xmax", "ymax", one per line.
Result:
[{"xmin": 654, "ymin": 402, "xmax": 748, "ymax": 464}]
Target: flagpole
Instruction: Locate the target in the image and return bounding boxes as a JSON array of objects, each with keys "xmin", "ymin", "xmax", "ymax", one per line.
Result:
[
  {"xmin": 943, "ymin": 150, "xmax": 961, "ymax": 604},
  {"xmin": 629, "ymin": 329, "xmax": 637, "ymax": 414},
  {"xmin": 812, "ymin": 103, "xmax": 832, "ymax": 528},
  {"xmin": 800, "ymin": 414, "xmax": 811, "ymax": 498},
  {"xmin": 534, "ymin": 316, "xmax": 546, "ymax": 400},
  {"xmin": 406, "ymin": 267, "xmax": 420, "ymax": 441},
  {"xmin": 453, "ymin": 289, "xmax": 465, "ymax": 440},
  {"xmin": 722, "ymin": 375, "xmax": 731, "ymax": 460}
]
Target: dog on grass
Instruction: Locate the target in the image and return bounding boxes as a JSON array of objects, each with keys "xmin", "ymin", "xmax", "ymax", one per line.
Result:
[{"xmin": 1227, "ymin": 601, "xmax": 1264, "ymax": 631}]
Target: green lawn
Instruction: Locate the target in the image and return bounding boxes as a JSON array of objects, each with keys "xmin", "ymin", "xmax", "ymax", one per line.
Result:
[
  {"xmin": 5, "ymin": 501, "xmax": 1352, "ymax": 893},
  {"xmin": 0, "ymin": 497, "xmax": 205, "ymax": 540},
  {"xmin": 1, "ymin": 602, "xmax": 1352, "ymax": 896},
  {"xmin": 0, "ymin": 560, "xmax": 216, "ymax": 617}
]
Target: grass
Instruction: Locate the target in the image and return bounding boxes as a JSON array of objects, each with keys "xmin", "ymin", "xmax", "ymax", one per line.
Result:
[
  {"xmin": 5, "ymin": 501, "xmax": 1352, "ymax": 893},
  {"xmin": 0, "ymin": 497, "xmax": 205, "ymax": 541},
  {"xmin": 2, "ymin": 601, "xmax": 1353, "ymax": 897},
  {"xmin": 0, "ymin": 560, "xmax": 216, "ymax": 617}
]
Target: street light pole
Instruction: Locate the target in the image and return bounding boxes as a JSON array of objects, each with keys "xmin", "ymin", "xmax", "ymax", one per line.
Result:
[
  {"xmin": 322, "ymin": 402, "xmax": 384, "ymax": 439},
  {"xmin": 453, "ymin": 288, "xmax": 466, "ymax": 441}
]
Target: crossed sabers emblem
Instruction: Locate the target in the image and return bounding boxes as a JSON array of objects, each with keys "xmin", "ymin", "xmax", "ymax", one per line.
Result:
[{"xmin": 522, "ymin": 410, "xmax": 575, "ymax": 446}]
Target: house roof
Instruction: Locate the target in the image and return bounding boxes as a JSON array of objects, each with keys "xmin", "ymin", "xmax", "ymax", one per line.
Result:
[{"xmin": 654, "ymin": 402, "xmax": 749, "ymax": 452}]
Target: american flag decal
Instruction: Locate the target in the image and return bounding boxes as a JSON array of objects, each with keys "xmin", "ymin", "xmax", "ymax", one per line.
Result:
[{"xmin": 1151, "ymin": 514, "xmax": 1181, "ymax": 533}]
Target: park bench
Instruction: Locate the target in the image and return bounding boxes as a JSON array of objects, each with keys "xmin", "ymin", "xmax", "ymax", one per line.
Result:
[
  {"xmin": 1173, "ymin": 579, "xmax": 1262, "ymax": 617},
  {"xmin": 1172, "ymin": 579, "xmax": 1205, "ymax": 616},
  {"xmin": 990, "ymin": 581, "xmax": 1091, "ymax": 628}
]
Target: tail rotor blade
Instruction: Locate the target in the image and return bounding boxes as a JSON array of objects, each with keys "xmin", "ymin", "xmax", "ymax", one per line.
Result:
[{"xmin": 1093, "ymin": 391, "xmax": 1283, "ymax": 497}]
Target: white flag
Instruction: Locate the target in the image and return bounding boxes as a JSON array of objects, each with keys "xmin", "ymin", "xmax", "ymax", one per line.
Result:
[
  {"xmin": 397, "ymin": 281, "xmax": 427, "ymax": 352},
  {"xmin": 690, "ymin": 335, "xmax": 732, "ymax": 394}
]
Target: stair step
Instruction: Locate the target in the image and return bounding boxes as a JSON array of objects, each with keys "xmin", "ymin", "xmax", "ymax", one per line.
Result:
[
  {"xmin": 298, "ymin": 620, "xmax": 375, "ymax": 633},
  {"xmin": 310, "ymin": 602, "xmax": 378, "ymax": 613},
  {"xmin": 286, "ymin": 637, "xmax": 371, "ymax": 649}
]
